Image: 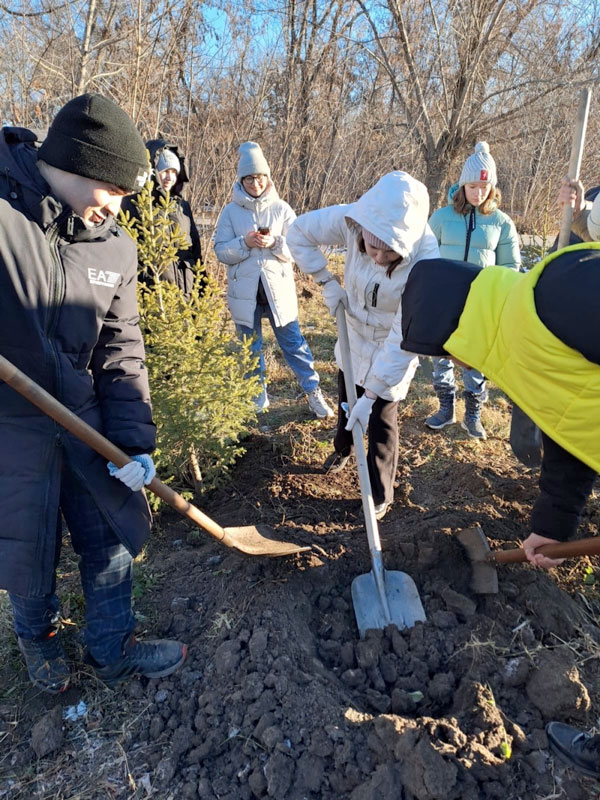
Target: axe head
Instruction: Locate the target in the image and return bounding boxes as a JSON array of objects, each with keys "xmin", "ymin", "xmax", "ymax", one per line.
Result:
[{"xmin": 457, "ymin": 526, "xmax": 499, "ymax": 595}]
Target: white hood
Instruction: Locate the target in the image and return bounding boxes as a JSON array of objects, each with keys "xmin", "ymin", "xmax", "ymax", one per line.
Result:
[{"xmin": 344, "ymin": 171, "xmax": 430, "ymax": 261}]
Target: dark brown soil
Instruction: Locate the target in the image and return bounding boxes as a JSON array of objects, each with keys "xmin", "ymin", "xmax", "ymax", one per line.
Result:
[{"xmin": 2, "ymin": 397, "xmax": 600, "ymax": 800}]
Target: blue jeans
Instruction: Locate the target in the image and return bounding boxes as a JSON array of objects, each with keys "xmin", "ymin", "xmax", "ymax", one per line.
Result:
[
  {"xmin": 431, "ymin": 357, "xmax": 486, "ymax": 395},
  {"xmin": 9, "ymin": 459, "xmax": 135, "ymax": 665},
  {"xmin": 236, "ymin": 302, "xmax": 319, "ymax": 393}
]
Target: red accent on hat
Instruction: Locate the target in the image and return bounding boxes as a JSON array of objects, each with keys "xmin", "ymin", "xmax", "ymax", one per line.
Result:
[{"xmin": 480, "ymin": 170, "xmax": 488, "ymax": 181}]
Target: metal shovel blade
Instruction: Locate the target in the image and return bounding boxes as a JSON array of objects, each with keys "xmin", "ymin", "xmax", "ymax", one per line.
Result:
[
  {"xmin": 222, "ymin": 525, "xmax": 311, "ymax": 557},
  {"xmin": 351, "ymin": 569, "xmax": 426, "ymax": 638}
]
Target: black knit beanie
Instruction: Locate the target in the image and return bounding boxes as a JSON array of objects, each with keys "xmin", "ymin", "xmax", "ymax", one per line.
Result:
[{"xmin": 38, "ymin": 94, "xmax": 149, "ymax": 193}]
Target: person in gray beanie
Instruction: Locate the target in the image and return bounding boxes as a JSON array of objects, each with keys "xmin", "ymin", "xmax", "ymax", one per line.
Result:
[
  {"xmin": 425, "ymin": 141, "xmax": 520, "ymax": 439},
  {"xmin": 0, "ymin": 94, "xmax": 187, "ymax": 694},
  {"xmin": 214, "ymin": 141, "xmax": 334, "ymax": 419}
]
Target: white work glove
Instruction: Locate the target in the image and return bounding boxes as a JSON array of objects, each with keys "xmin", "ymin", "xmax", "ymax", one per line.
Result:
[
  {"xmin": 344, "ymin": 395, "xmax": 375, "ymax": 434},
  {"xmin": 321, "ymin": 279, "xmax": 348, "ymax": 316},
  {"xmin": 107, "ymin": 454, "xmax": 156, "ymax": 492}
]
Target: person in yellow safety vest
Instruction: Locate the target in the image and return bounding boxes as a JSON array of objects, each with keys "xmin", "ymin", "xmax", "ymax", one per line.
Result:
[{"xmin": 400, "ymin": 246, "xmax": 599, "ymax": 568}]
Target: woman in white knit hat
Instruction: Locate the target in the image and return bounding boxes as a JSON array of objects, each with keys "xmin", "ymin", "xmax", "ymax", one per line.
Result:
[
  {"xmin": 287, "ymin": 171, "xmax": 439, "ymax": 520},
  {"xmin": 425, "ymin": 141, "xmax": 521, "ymax": 439},
  {"xmin": 214, "ymin": 142, "xmax": 334, "ymax": 418}
]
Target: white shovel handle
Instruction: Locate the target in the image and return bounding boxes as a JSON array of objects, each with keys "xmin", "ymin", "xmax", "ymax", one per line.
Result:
[
  {"xmin": 336, "ymin": 304, "xmax": 391, "ymax": 623},
  {"xmin": 557, "ymin": 87, "xmax": 592, "ymax": 250}
]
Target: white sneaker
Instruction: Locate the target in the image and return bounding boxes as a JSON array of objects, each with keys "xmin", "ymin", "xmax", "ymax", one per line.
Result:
[
  {"xmin": 374, "ymin": 502, "xmax": 390, "ymax": 520},
  {"xmin": 254, "ymin": 389, "xmax": 270, "ymax": 413},
  {"xmin": 307, "ymin": 387, "xmax": 334, "ymax": 418}
]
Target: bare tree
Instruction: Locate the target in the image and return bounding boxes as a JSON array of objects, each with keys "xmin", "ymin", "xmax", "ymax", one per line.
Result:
[
  {"xmin": 356, "ymin": 0, "xmax": 598, "ymax": 207},
  {"xmin": 1, "ymin": 0, "xmax": 598, "ymax": 238}
]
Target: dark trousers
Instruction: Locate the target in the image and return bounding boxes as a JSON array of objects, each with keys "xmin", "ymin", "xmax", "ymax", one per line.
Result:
[
  {"xmin": 9, "ymin": 459, "xmax": 135, "ymax": 665},
  {"xmin": 333, "ymin": 370, "xmax": 399, "ymax": 506},
  {"xmin": 531, "ymin": 432, "xmax": 597, "ymax": 541}
]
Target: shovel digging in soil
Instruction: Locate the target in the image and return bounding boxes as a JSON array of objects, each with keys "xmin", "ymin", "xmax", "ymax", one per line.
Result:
[
  {"xmin": 336, "ymin": 306, "xmax": 426, "ymax": 636},
  {"xmin": 459, "ymin": 525, "xmax": 600, "ymax": 594},
  {"xmin": 0, "ymin": 353, "xmax": 310, "ymax": 558}
]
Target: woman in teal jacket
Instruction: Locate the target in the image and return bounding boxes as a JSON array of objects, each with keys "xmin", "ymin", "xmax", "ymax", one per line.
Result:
[{"xmin": 425, "ymin": 142, "xmax": 520, "ymax": 439}]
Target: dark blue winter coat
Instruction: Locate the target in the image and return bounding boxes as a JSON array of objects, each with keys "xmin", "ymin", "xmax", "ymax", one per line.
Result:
[{"xmin": 0, "ymin": 127, "xmax": 155, "ymax": 596}]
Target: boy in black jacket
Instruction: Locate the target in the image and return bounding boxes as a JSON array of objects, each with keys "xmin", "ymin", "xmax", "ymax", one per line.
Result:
[
  {"xmin": 401, "ymin": 249, "xmax": 598, "ymax": 568},
  {"xmin": 0, "ymin": 94, "xmax": 187, "ymax": 693}
]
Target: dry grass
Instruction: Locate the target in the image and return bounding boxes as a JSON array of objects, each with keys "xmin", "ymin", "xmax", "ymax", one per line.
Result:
[{"xmin": 0, "ymin": 529, "xmax": 175, "ymax": 799}]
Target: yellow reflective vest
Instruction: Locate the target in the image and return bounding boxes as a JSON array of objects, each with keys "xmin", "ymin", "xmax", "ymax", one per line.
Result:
[{"xmin": 444, "ymin": 243, "xmax": 600, "ymax": 473}]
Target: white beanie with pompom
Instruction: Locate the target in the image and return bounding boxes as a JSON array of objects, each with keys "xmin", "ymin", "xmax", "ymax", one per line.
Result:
[{"xmin": 459, "ymin": 141, "xmax": 497, "ymax": 188}]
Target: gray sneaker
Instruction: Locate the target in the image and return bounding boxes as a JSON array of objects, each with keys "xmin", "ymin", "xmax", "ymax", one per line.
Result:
[
  {"xmin": 546, "ymin": 721, "xmax": 600, "ymax": 779},
  {"xmin": 307, "ymin": 387, "xmax": 334, "ymax": 418},
  {"xmin": 323, "ymin": 450, "xmax": 351, "ymax": 474},
  {"xmin": 461, "ymin": 417, "xmax": 486, "ymax": 439},
  {"xmin": 18, "ymin": 629, "xmax": 70, "ymax": 695}
]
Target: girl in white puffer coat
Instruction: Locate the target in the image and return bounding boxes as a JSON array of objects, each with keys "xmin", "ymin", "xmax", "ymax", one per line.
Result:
[
  {"xmin": 287, "ymin": 171, "xmax": 439, "ymax": 518},
  {"xmin": 214, "ymin": 142, "xmax": 333, "ymax": 418}
]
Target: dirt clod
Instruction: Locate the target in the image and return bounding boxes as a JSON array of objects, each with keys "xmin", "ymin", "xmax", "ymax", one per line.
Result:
[
  {"xmin": 526, "ymin": 649, "xmax": 591, "ymax": 718},
  {"xmin": 30, "ymin": 706, "xmax": 63, "ymax": 758}
]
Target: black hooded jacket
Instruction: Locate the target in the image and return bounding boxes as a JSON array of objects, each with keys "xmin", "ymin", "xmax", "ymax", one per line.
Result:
[
  {"xmin": 122, "ymin": 138, "xmax": 204, "ymax": 298},
  {"xmin": 0, "ymin": 126, "xmax": 154, "ymax": 595}
]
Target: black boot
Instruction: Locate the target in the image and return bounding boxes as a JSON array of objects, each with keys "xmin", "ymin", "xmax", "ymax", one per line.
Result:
[
  {"xmin": 546, "ymin": 721, "xmax": 600, "ymax": 778},
  {"xmin": 18, "ymin": 627, "xmax": 70, "ymax": 694},
  {"xmin": 461, "ymin": 391, "xmax": 486, "ymax": 439},
  {"xmin": 88, "ymin": 634, "xmax": 187, "ymax": 686}
]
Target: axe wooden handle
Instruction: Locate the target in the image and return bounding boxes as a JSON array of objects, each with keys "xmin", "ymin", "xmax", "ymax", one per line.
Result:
[{"xmin": 493, "ymin": 535, "xmax": 600, "ymax": 564}]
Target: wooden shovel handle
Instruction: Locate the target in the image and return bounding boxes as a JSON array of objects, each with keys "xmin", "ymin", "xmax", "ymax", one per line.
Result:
[
  {"xmin": 557, "ymin": 87, "xmax": 592, "ymax": 249},
  {"xmin": 0, "ymin": 353, "xmax": 231, "ymax": 544},
  {"xmin": 494, "ymin": 535, "xmax": 600, "ymax": 564}
]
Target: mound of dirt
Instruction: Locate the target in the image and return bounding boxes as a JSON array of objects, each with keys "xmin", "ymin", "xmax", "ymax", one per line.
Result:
[{"xmin": 2, "ymin": 420, "xmax": 599, "ymax": 800}]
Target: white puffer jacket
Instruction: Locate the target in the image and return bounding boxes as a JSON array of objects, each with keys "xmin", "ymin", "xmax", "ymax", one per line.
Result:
[
  {"xmin": 214, "ymin": 180, "xmax": 298, "ymax": 329},
  {"xmin": 287, "ymin": 172, "xmax": 439, "ymax": 401}
]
